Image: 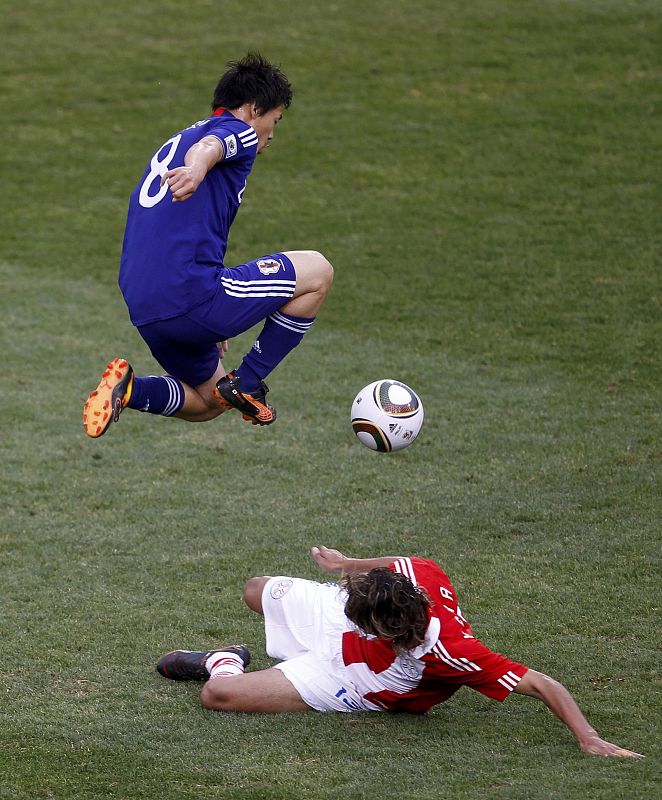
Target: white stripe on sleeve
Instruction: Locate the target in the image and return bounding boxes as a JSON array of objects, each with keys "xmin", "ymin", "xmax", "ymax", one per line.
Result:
[
  {"xmin": 393, "ymin": 557, "xmax": 416, "ymax": 585},
  {"xmin": 496, "ymin": 672, "xmax": 521, "ymax": 692}
]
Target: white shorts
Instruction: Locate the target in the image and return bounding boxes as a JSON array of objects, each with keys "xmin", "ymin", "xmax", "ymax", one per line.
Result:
[{"xmin": 262, "ymin": 576, "xmax": 378, "ymax": 713}]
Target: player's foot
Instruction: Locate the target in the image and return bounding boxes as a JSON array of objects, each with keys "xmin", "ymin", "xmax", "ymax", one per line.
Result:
[
  {"xmin": 83, "ymin": 358, "xmax": 134, "ymax": 438},
  {"xmin": 156, "ymin": 645, "xmax": 251, "ymax": 681},
  {"xmin": 214, "ymin": 372, "xmax": 276, "ymax": 425}
]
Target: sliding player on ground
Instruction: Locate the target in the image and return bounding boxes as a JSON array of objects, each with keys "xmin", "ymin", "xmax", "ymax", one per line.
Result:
[{"xmin": 156, "ymin": 546, "xmax": 642, "ymax": 758}]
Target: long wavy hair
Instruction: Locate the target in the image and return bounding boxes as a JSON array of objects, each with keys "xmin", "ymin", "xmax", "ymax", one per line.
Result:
[{"xmin": 341, "ymin": 568, "xmax": 431, "ymax": 653}]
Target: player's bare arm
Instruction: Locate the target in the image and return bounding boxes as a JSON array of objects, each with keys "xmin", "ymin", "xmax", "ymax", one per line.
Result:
[
  {"xmin": 311, "ymin": 545, "xmax": 401, "ymax": 574},
  {"xmin": 514, "ymin": 669, "xmax": 643, "ymax": 758},
  {"xmin": 161, "ymin": 135, "xmax": 224, "ymax": 202}
]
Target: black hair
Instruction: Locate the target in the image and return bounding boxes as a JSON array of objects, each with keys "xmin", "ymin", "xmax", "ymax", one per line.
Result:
[{"xmin": 211, "ymin": 52, "xmax": 293, "ymax": 114}]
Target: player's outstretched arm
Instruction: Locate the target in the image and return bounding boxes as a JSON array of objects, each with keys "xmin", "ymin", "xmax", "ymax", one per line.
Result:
[
  {"xmin": 514, "ymin": 669, "xmax": 643, "ymax": 758},
  {"xmin": 161, "ymin": 136, "xmax": 224, "ymax": 202},
  {"xmin": 311, "ymin": 545, "xmax": 401, "ymax": 574}
]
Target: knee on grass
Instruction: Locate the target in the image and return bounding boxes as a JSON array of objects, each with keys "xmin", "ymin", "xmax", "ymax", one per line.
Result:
[{"xmin": 200, "ymin": 679, "xmax": 235, "ymax": 711}]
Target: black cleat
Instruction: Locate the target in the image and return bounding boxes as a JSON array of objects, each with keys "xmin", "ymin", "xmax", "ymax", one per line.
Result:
[
  {"xmin": 156, "ymin": 645, "xmax": 251, "ymax": 681},
  {"xmin": 214, "ymin": 372, "xmax": 277, "ymax": 425}
]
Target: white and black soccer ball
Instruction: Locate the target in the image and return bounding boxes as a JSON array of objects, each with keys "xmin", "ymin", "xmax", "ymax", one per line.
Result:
[{"xmin": 351, "ymin": 379, "xmax": 424, "ymax": 452}]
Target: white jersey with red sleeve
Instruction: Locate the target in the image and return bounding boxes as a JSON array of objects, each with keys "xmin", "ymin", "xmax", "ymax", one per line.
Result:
[{"xmin": 337, "ymin": 557, "xmax": 529, "ymax": 713}]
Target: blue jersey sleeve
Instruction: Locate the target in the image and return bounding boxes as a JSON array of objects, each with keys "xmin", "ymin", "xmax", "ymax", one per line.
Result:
[{"xmin": 207, "ymin": 117, "xmax": 259, "ymax": 163}]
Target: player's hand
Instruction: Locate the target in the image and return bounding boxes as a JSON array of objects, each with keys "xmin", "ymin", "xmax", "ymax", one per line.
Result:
[
  {"xmin": 579, "ymin": 735, "xmax": 643, "ymax": 758},
  {"xmin": 217, "ymin": 340, "xmax": 228, "ymax": 359},
  {"xmin": 161, "ymin": 166, "xmax": 204, "ymax": 202},
  {"xmin": 311, "ymin": 546, "xmax": 347, "ymax": 573}
]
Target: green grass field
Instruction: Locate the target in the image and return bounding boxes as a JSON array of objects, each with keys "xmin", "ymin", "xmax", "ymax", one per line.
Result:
[{"xmin": 1, "ymin": 0, "xmax": 660, "ymax": 798}]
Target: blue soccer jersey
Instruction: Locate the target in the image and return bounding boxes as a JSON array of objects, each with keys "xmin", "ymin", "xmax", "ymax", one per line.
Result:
[{"xmin": 118, "ymin": 110, "xmax": 259, "ymax": 325}]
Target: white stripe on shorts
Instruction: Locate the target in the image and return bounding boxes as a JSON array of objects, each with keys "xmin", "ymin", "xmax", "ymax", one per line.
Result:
[
  {"xmin": 222, "ymin": 288, "xmax": 295, "ymax": 299},
  {"xmin": 220, "ymin": 278, "xmax": 295, "ymax": 299},
  {"xmin": 220, "ymin": 277, "xmax": 296, "ymax": 290}
]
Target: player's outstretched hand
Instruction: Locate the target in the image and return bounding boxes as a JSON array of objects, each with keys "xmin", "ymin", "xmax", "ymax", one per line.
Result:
[
  {"xmin": 311, "ymin": 546, "xmax": 347, "ymax": 573},
  {"xmin": 580, "ymin": 735, "xmax": 643, "ymax": 758}
]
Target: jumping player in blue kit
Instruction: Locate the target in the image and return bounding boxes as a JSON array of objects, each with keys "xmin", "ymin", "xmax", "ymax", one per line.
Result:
[{"xmin": 84, "ymin": 53, "xmax": 333, "ymax": 437}]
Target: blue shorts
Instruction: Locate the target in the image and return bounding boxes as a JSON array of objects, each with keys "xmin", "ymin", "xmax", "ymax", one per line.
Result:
[{"xmin": 136, "ymin": 253, "xmax": 296, "ymax": 386}]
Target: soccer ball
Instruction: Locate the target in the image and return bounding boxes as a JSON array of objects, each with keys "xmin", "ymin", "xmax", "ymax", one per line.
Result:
[{"xmin": 351, "ymin": 379, "xmax": 424, "ymax": 452}]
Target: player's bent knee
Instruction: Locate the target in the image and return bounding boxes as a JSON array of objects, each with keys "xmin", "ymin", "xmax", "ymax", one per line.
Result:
[
  {"xmin": 243, "ymin": 576, "xmax": 270, "ymax": 613},
  {"xmin": 286, "ymin": 250, "xmax": 334, "ymax": 293},
  {"xmin": 306, "ymin": 255, "xmax": 333, "ymax": 299},
  {"xmin": 200, "ymin": 680, "xmax": 232, "ymax": 711},
  {"xmin": 313, "ymin": 252, "xmax": 334, "ymax": 291}
]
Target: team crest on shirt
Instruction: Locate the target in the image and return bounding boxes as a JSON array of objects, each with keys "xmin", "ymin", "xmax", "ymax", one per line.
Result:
[
  {"xmin": 399, "ymin": 654, "xmax": 423, "ymax": 680},
  {"xmin": 257, "ymin": 257, "xmax": 283, "ymax": 275},
  {"xmin": 270, "ymin": 578, "xmax": 293, "ymax": 599},
  {"xmin": 224, "ymin": 134, "xmax": 238, "ymax": 158}
]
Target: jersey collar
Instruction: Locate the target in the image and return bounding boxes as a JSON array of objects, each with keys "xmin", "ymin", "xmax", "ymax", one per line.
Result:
[{"xmin": 410, "ymin": 616, "xmax": 441, "ymax": 658}]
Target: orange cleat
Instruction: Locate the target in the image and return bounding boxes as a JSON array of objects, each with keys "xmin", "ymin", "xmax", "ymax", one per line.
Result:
[
  {"xmin": 213, "ymin": 372, "xmax": 276, "ymax": 425},
  {"xmin": 83, "ymin": 358, "xmax": 134, "ymax": 438}
]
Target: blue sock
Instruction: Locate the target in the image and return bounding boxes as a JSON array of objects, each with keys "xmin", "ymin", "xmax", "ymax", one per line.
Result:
[
  {"xmin": 127, "ymin": 375, "xmax": 185, "ymax": 416},
  {"xmin": 235, "ymin": 311, "xmax": 315, "ymax": 394}
]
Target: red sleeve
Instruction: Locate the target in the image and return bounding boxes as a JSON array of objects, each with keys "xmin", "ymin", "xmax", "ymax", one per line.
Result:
[
  {"xmin": 390, "ymin": 557, "xmax": 529, "ymax": 702},
  {"xmin": 390, "ymin": 557, "xmax": 454, "ymax": 594},
  {"xmin": 427, "ymin": 636, "xmax": 529, "ymax": 701}
]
